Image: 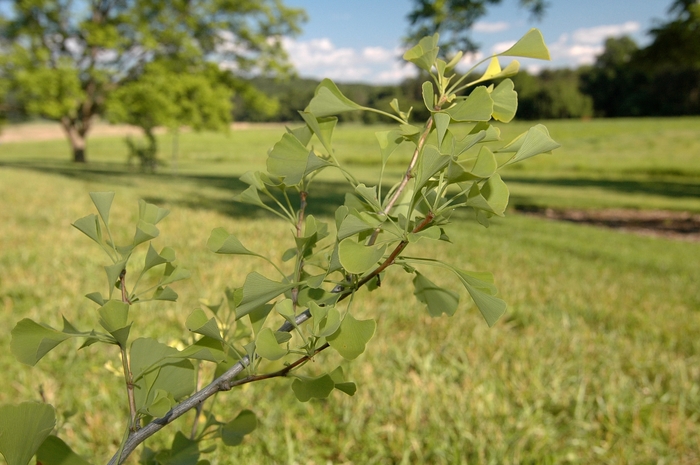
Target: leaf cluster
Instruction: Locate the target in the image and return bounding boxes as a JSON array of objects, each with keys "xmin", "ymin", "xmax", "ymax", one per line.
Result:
[{"xmin": 2, "ymin": 30, "xmax": 559, "ymax": 465}]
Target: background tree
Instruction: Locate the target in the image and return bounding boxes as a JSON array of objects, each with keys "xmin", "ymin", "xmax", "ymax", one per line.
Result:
[
  {"xmin": 579, "ymin": 36, "xmax": 643, "ymax": 117},
  {"xmin": 105, "ymin": 59, "xmax": 236, "ymax": 169},
  {"xmin": 0, "ymin": 0, "xmax": 305, "ymax": 162},
  {"xmin": 405, "ymin": 0, "xmax": 547, "ymax": 54},
  {"xmin": 580, "ymin": 0, "xmax": 700, "ymax": 117}
]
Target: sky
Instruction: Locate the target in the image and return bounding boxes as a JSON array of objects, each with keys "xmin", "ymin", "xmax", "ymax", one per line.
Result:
[{"xmin": 281, "ymin": 0, "xmax": 674, "ymax": 84}]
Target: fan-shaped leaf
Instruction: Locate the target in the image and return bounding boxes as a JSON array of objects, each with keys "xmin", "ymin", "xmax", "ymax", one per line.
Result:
[
  {"xmin": 186, "ymin": 309, "xmax": 222, "ymax": 341},
  {"xmin": 499, "ymin": 28, "xmax": 550, "ymax": 60},
  {"xmin": 445, "ymin": 86, "xmax": 493, "ymax": 122},
  {"xmin": 306, "ymin": 78, "xmax": 363, "ymax": 117},
  {"xmin": 337, "ymin": 238, "xmax": 386, "ymax": 274},
  {"xmin": 326, "ymin": 313, "xmax": 376, "ymax": 360},
  {"xmin": 10, "ymin": 319, "xmax": 71, "ymax": 366},
  {"xmin": 291, "ymin": 374, "xmax": 335, "ymax": 402},
  {"xmin": 403, "ymin": 34, "xmax": 439, "ymax": 72},
  {"xmin": 255, "ymin": 328, "xmax": 287, "ymax": 361},
  {"xmin": 221, "ymin": 410, "xmax": 257, "ymax": 447},
  {"xmin": 413, "ymin": 272, "xmax": 459, "ymax": 317},
  {"xmin": 0, "ymin": 402, "xmax": 55, "ymax": 465}
]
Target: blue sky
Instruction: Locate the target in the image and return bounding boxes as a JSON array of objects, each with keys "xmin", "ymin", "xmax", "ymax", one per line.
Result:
[{"xmin": 281, "ymin": 0, "xmax": 673, "ymax": 83}]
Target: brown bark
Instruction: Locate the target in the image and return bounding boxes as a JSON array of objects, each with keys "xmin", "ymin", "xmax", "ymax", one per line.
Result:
[{"xmin": 60, "ymin": 116, "xmax": 90, "ymax": 163}]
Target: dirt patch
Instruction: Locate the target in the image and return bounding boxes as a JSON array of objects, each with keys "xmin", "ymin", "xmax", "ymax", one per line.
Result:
[
  {"xmin": 516, "ymin": 206, "xmax": 700, "ymax": 241},
  {"xmin": 0, "ymin": 121, "xmax": 286, "ymax": 143}
]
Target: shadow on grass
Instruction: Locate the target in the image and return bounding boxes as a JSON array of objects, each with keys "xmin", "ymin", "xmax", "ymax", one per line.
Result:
[
  {"xmin": 505, "ymin": 176, "xmax": 700, "ymax": 199},
  {"xmin": 0, "ymin": 159, "xmax": 352, "ymax": 219}
]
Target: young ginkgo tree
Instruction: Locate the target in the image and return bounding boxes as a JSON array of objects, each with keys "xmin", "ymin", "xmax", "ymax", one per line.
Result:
[{"xmin": 2, "ymin": 30, "xmax": 559, "ymax": 464}]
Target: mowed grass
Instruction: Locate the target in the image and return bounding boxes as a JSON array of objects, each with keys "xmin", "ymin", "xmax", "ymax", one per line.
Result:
[{"xmin": 0, "ymin": 117, "xmax": 699, "ymax": 464}]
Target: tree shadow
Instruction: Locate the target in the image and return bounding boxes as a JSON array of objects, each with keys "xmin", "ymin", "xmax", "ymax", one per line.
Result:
[
  {"xmin": 0, "ymin": 159, "xmax": 354, "ymax": 219},
  {"xmin": 505, "ymin": 176, "xmax": 700, "ymax": 199}
]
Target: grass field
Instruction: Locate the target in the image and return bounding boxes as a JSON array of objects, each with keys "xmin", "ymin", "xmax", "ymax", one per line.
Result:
[{"xmin": 1, "ymin": 117, "xmax": 699, "ymax": 464}]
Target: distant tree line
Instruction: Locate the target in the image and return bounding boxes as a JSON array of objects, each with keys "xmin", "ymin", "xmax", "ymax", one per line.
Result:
[{"xmin": 235, "ymin": 0, "xmax": 699, "ymax": 122}]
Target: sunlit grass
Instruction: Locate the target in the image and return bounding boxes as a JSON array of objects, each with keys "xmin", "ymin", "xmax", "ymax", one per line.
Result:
[{"xmin": 0, "ymin": 118, "xmax": 699, "ymax": 463}]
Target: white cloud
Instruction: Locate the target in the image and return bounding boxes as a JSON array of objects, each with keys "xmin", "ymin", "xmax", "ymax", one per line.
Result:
[
  {"xmin": 473, "ymin": 21, "xmax": 510, "ymax": 33},
  {"xmin": 282, "ymin": 37, "xmax": 416, "ymax": 84},
  {"xmin": 540, "ymin": 21, "xmax": 639, "ymax": 68},
  {"xmin": 455, "ymin": 51, "xmax": 485, "ymax": 73},
  {"xmin": 490, "ymin": 41, "xmax": 516, "ymax": 55},
  {"xmin": 571, "ymin": 21, "xmax": 640, "ymax": 44}
]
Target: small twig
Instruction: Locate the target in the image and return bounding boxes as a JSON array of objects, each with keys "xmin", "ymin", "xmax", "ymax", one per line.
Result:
[
  {"xmin": 189, "ymin": 365, "xmax": 204, "ymax": 440},
  {"xmin": 118, "ymin": 269, "xmax": 137, "ymax": 430},
  {"xmin": 223, "ymin": 343, "xmax": 330, "ymax": 390},
  {"xmin": 119, "ymin": 269, "xmax": 132, "ymax": 305}
]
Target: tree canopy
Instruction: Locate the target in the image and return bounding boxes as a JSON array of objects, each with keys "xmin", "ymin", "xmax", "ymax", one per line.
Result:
[{"xmin": 0, "ymin": 0, "xmax": 305, "ymax": 162}]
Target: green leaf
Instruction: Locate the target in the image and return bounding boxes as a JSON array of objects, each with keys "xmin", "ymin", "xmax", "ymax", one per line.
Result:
[
  {"xmin": 353, "ymin": 183, "xmax": 380, "ymax": 209},
  {"xmin": 498, "ymin": 124, "xmax": 561, "ymax": 166},
  {"xmin": 104, "ymin": 259, "xmax": 127, "ymax": 300},
  {"xmin": 415, "ymin": 144, "xmax": 451, "ymax": 191},
  {"xmin": 207, "ymin": 228, "xmax": 255, "ymax": 255},
  {"xmin": 158, "ymin": 431, "xmax": 199, "ymax": 465},
  {"xmin": 413, "ymin": 272, "xmax": 459, "ymax": 317},
  {"xmin": 267, "ymin": 133, "xmax": 331, "ymax": 186},
  {"xmin": 72, "ymin": 214, "xmax": 101, "ymax": 245},
  {"xmin": 469, "ymin": 57, "xmax": 521, "ymax": 86},
  {"xmin": 144, "ymin": 244, "xmax": 174, "ymax": 272},
  {"xmin": 146, "ymin": 389, "xmax": 176, "ymax": 418},
  {"xmin": 407, "ymin": 226, "xmax": 441, "ymax": 243},
  {"xmin": 98, "ymin": 300, "xmax": 130, "ymax": 347},
  {"xmin": 471, "ymin": 147, "xmax": 497, "ymax": 179},
  {"xmin": 403, "ymin": 33, "xmax": 439, "ymax": 72},
  {"xmin": 309, "ymin": 302, "xmax": 341, "ymax": 338},
  {"xmin": 306, "ymin": 78, "xmax": 364, "ymax": 117},
  {"xmin": 463, "ymin": 182, "xmax": 503, "ymax": 217},
  {"xmin": 482, "ymin": 174, "xmax": 509, "ymax": 216},
  {"xmin": 421, "ymin": 81, "xmax": 435, "ymax": 111},
  {"xmin": 491, "ymin": 79, "xmax": 518, "ymax": 123},
  {"xmin": 329, "ymin": 366, "xmax": 357, "ymax": 396},
  {"xmin": 186, "ymin": 309, "xmax": 222, "ymax": 341},
  {"xmin": 454, "ymin": 270, "xmax": 506, "ymax": 326},
  {"xmin": 337, "ymin": 211, "xmax": 382, "ymax": 240},
  {"xmin": 133, "ymin": 219, "xmax": 160, "ymax": 247},
  {"xmin": 89, "ymin": 191, "xmax": 115, "ymax": 227},
  {"xmin": 235, "ymin": 273, "xmax": 296, "ymax": 319},
  {"xmin": 255, "ymin": 328, "xmax": 287, "ymax": 361},
  {"xmin": 445, "ymin": 86, "xmax": 493, "ymax": 122},
  {"xmin": 178, "ymin": 337, "xmax": 226, "ymax": 363},
  {"xmin": 337, "ymin": 238, "xmax": 386, "ymax": 274},
  {"xmin": 291, "ymin": 374, "xmax": 335, "ymax": 402},
  {"xmin": 131, "ymin": 338, "xmax": 195, "ymax": 415},
  {"xmin": 326, "ymin": 313, "xmax": 376, "ymax": 360},
  {"xmin": 375, "ymin": 129, "xmax": 404, "ymax": 166},
  {"xmin": 299, "ymin": 112, "xmax": 337, "ymax": 154},
  {"xmin": 433, "ymin": 112, "xmax": 451, "ymax": 146},
  {"xmin": 85, "ymin": 291, "xmax": 105, "ymax": 306},
  {"xmin": 0, "ymin": 402, "xmax": 55, "ymax": 465},
  {"xmin": 248, "ymin": 304, "xmax": 274, "ymax": 336},
  {"xmin": 234, "ymin": 185, "xmax": 267, "ymax": 209},
  {"xmin": 286, "ymin": 125, "xmax": 313, "ymax": 146},
  {"xmin": 499, "ymin": 28, "xmax": 551, "ymax": 60},
  {"xmin": 152, "ymin": 286, "xmax": 178, "ymax": 301},
  {"xmin": 221, "ymin": 410, "xmax": 257, "ymax": 447},
  {"xmin": 11, "ymin": 319, "xmax": 71, "ymax": 366},
  {"xmin": 161, "ymin": 265, "xmax": 191, "ymax": 286},
  {"xmin": 138, "ymin": 199, "xmax": 169, "ymax": 225},
  {"xmin": 36, "ymin": 435, "xmax": 91, "ymax": 465}
]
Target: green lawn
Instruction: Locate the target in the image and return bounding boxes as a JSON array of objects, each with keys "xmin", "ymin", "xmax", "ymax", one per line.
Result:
[{"xmin": 0, "ymin": 118, "xmax": 699, "ymax": 464}]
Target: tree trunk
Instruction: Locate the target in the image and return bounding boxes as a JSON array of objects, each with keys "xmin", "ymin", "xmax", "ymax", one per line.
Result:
[
  {"xmin": 61, "ymin": 117, "xmax": 89, "ymax": 163},
  {"xmin": 73, "ymin": 146, "xmax": 86, "ymax": 163}
]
